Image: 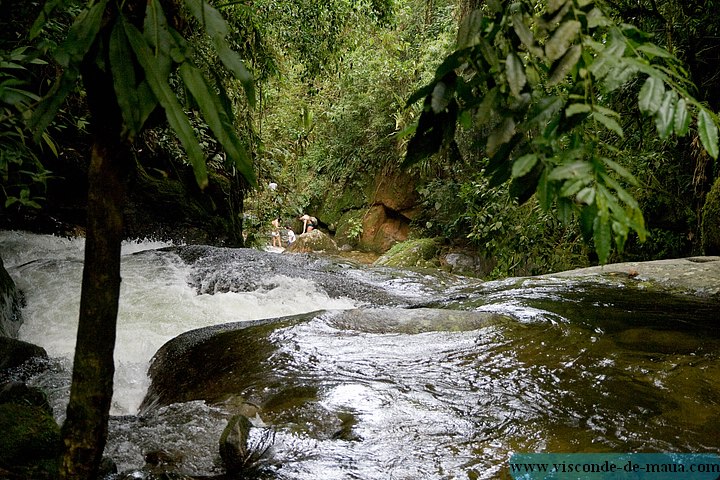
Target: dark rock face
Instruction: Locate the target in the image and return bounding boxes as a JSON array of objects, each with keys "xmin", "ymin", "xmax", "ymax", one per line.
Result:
[
  {"xmin": 0, "ymin": 256, "xmax": 22, "ymax": 339},
  {"xmin": 0, "ymin": 338, "xmax": 47, "ymax": 372}
]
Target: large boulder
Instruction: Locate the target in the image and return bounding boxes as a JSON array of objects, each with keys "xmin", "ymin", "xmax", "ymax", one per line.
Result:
[
  {"xmin": 358, "ymin": 205, "xmax": 411, "ymax": 253},
  {"xmin": 0, "ymin": 390, "xmax": 61, "ymax": 479},
  {"xmin": 0, "ymin": 337, "xmax": 47, "ymax": 372},
  {"xmin": 374, "ymin": 237, "xmax": 441, "ymax": 268},
  {"xmin": 285, "ymin": 229, "xmax": 339, "ymax": 254}
]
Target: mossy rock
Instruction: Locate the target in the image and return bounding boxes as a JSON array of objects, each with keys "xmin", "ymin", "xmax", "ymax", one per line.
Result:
[
  {"xmin": 0, "ymin": 403, "xmax": 61, "ymax": 478},
  {"xmin": 702, "ymin": 176, "xmax": 720, "ymax": 255},
  {"xmin": 313, "ymin": 182, "xmax": 367, "ymax": 231},
  {"xmin": 285, "ymin": 230, "xmax": 339, "ymax": 254},
  {"xmin": 373, "ymin": 238, "xmax": 441, "ymax": 268}
]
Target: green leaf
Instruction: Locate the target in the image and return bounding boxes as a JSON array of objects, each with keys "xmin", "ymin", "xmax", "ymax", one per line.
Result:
[
  {"xmin": 547, "ymin": 161, "xmax": 592, "ymax": 181},
  {"xmin": 215, "ymin": 42, "xmax": 256, "ymax": 108},
  {"xmin": 547, "ymin": 0, "xmax": 568, "ymax": 15},
  {"xmin": 182, "ymin": 0, "xmax": 255, "ymax": 107},
  {"xmin": 593, "ymin": 214, "xmax": 612, "ymax": 264},
  {"xmin": 144, "ymin": 0, "xmax": 177, "ymax": 77},
  {"xmin": 431, "ymin": 79, "xmax": 453, "ymax": 113},
  {"xmin": 110, "ymin": 18, "xmax": 142, "ymax": 138},
  {"xmin": 636, "ymin": 43, "xmax": 674, "ymax": 59},
  {"xmin": 654, "ymin": 89, "xmax": 676, "ymax": 139},
  {"xmin": 537, "ymin": 168, "xmax": 552, "ymax": 211},
  {"xmin": 53, "ymin": 0, "xmax": 108, "ymax": 67},
  {"xmin": 506, "ymin": 53, "xmax": 526, "ymax": 98},
  {"xmin": 566, "ymin": 103, "xmax": 592, "ymax": 116},
  {"xmin": 486, "ymin": 117, "xmax": 516, "ymax": 156},
  {"xmin": 698, "ymin": 108, "xmax": 720, "ymax": 159},
  {"xmin": 586, "ymin": 7, "xmax": 608, "ymax": 29},
  {"xmin": 559, "ymin": 178, "xmax": 586, "ymax": 197},
  {"xmin": 124, "ymin": 21, "xmax": 208, "ymax": 189},
  {"xmin": 511, "ymin": 153, "xmax": 538, "ymax": 178},
  {"xmin": 673, "ymin": 98, "xmax": 690, "ymax": 136},
  {"xmin": 457, "ymin": 9, "xmax": 483, "ymax": 49},
  {"xmin": 28, "ymin": 66, "xmax": 80, "ymax": 139},
  {"xmin": 638, "ymin": 76, "xmax": 664, "ymax": 115},
  {"xmin": 178, "ymin": 62, "xmax": 256, "ymax": 186},
  {"xmin": 548, "ymin": 44, "xmax": 582, "ymax": 86},
  {"xmin": 545, "ymin": 20, "xmax": 580, "ymax": 62},
  {"xmin": 602, "ymin": 157, "xmax": 638, "ymax": 185},
  {"xmin": 592, "ymin": 111, "xmax": 624, "ymax": 137},
  {"xmin": 576, "ymin": 186, "xmax": 595, "ymax": 205},
  {"xmin": 512, "ymin": 14, "xmax": 542, "ymax": 56}
]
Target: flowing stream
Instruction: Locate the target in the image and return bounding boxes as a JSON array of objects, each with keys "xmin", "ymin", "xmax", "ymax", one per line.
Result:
[{"xmin": 1, "ymin": 230, "xmax": 719, "ymax": 479}]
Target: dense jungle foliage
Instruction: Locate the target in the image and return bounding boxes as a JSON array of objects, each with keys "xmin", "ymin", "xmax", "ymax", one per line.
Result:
[{"xmin": 1, "ymin": 0, "xmax": 719, "ymax": 278}]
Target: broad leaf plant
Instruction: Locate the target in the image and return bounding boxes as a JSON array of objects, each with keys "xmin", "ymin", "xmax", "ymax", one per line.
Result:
[
  {"xmin": 405, "ymin": 0, "xmax": 719, "ymax": 263},
  {"xmin": 29, "ymin": 0, "xmax": 256, "ymax": 189}
]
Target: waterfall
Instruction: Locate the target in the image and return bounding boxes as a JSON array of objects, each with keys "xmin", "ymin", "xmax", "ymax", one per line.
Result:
[{"xmin": 0, "ymin": 230, "xmax": 356, "ymax": 415}]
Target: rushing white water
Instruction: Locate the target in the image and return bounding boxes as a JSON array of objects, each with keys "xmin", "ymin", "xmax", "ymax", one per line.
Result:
[{"xmin": 0, "ymin": 230, "xmax": 356, "ymax": 415}]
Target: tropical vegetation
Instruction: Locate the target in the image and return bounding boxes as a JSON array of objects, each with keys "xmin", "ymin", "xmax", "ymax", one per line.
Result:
[{"xmin": 0, "ymin": 0, "xmax": 719, "ymax": 475}]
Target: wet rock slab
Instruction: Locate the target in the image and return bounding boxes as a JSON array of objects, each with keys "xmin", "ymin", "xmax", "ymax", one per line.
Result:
[{"xmin": 547, "ymin": 256, "xmax": 720, "ymax": 297}]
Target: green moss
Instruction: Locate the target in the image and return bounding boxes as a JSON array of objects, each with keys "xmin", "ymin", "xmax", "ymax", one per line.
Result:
[
  {"xmin": 0, "ymin": 403, "xmax": 61, "ymax": 478},
  {"xmin": 374, "ymin": 237, "xmax": 441, "ymax": 268},
  {"xmin": 314, "ymin": 182, "xmax": 367, "ymax": 229},
  {"xmin": 702, "ymin": 176, "xmax": 720, "ymax": 255}
]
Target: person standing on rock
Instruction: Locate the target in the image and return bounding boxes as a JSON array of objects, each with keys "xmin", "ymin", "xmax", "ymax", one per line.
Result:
[{"xmin": 271, "ymin": 218, "xmax": 281, "ymax": 247}]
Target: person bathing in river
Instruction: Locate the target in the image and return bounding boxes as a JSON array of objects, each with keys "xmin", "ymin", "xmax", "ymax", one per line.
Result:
[
  {"xmin": 300, "ymin": 214, "xmax": 318, "ymax": 233},
  {"xmin": 270, "ymin": 217, "xmax": 281, "ymax": 247}
]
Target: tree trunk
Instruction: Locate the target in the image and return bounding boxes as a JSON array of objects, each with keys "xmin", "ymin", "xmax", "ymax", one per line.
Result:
[
  {"xmin": 59, "ymin": 12, "xmax": 131, "ymax": 472},
  {"xmin": 59, "ymin": 136, "xmax": 129, "ymax": 479}
]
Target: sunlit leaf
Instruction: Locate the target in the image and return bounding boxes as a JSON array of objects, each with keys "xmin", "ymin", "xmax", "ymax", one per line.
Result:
[
  {"xmin": 545, "ymin": 20, "xmax": 580, "ymax": 62},
  {"xmin": 506, "ymin": 53, "xmax": 526, "ymax": 98},
  {"xmin": 576, "ymin": 186, "xmax": 595, "ymax": 205},
  {"xmin": 547, "ymin": 0, "xmax": 568, "ymax": 15},
  {"xmin": 593, "ymin": 111, "xmax": 624, "ymax": 137},
  {"xmin": 698, "ymin": 108, "xmax": 720, "ymax": 159},
  {"xmin": 559, "ymin": 178, "xmax": 586, "ymax": 197},
  {"xmin": 566, "ymin": 103, "xmax": 592, "ymax": 116},
  {"xmin": 511, "ymin": 153, "xmax": 537, "ymax": 178},
  {"xmin": 548, "ymin": 161, "xmax": 592, "ymax": 181},
  {"xmin": 431, "ymin": 80, "xmax": 452, "ymax": 113},
  {"xmin": 638, "ymin": 76, "xmax": 664, "ymax": 115},
  {"xmin": 673, "ymin": 98, "xmax": 690, "ymax": 136},
  {"xmin": 654, "ymin": 90, "xmax": 676, "ymax": 139}
]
